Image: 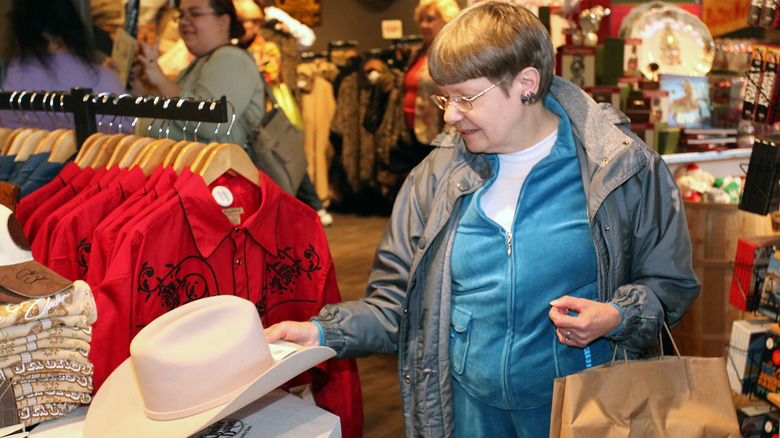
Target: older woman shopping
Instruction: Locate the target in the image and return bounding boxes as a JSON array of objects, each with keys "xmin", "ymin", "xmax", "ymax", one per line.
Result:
[{"xmin": 265, "ymin": 2, "xmax": 700, "ymax": 437}]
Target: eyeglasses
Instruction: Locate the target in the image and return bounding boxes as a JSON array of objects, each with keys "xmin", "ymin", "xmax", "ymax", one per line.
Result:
[
  {"xmin": 430, "ymin": 80, "xmax": 504, "ymax": 113},
  {"xmin": 172, "ymin": 10, "xmax": 220, "ymax": 22}
]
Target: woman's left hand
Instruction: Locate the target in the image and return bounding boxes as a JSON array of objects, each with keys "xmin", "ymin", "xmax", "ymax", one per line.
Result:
[{"xmin": 548, "ymin": 296, "xmax": 622, "ymax": 347}]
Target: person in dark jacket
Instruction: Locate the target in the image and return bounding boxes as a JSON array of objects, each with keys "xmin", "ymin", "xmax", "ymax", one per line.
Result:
[{"xmin": 265, "ymin": 2, "xmax": 700, "ymax": 437}]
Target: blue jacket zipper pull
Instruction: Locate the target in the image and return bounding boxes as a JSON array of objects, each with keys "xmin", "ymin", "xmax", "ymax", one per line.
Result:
[{"xmin": 506, "ymin": 231, "xmax": 512, "ymax": 256}]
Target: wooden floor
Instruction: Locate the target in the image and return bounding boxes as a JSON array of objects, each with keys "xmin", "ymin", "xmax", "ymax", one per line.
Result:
[{"xmin": 323, "ymin": 212, "xmax": 404, "ymax": 437}]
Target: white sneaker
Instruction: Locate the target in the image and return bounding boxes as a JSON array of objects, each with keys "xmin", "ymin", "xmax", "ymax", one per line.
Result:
[{"xmin": 317, "ymin": 209, "xmax": 333, "ymax": 227}]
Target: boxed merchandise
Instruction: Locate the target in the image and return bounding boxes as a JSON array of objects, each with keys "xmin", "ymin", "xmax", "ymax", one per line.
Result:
[
  {"xmin": 761, "ymin": 0, "xmax": 780, "ymax": 29},
  {"xmin": 738, "ymin": 403, "xmax": 772, "ymax": 438},
  {"xmin": 743, "ymin": 46, "xmax": 767, "ymax": 121},
  {"xmin": 556, "ymin": 45, "xmax": 596, "ymax": 89},
  {"xmin": 739, "ymin": 135, "xmax": 780, "ymax": 216},
  {"xmin": 755, "ymin": 46, "xmax": 780, "ymax": 124},
  {"xmin": 730, "ymin": 236, "xmax": 780, "ymax": 312},
  {"xmin": 755, "ymin": 324, "xmax": 780, "ymax": 401},
  {"xmin": 750, "ymin": 0, "xmax": 765, "ymax": 26},
  {"xmin": 728, "ymin": 318, "xmax": 774, "ymax": 394},
  {"xmin": 586, "ymin": 86, "xmax": 622, "ymax": 109},
  {"xmin": 762, "ymin": 410, "xmax": 780, "ymax": 437}
]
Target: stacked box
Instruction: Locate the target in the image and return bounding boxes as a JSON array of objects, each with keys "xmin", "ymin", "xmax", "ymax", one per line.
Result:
[
  {"xmin": 730, "ymin": 236, "xmax": 780, "ymax": 311},
  {"xmin": 728, "ymin": 319, "xmax": 774, "ymax": 394}
]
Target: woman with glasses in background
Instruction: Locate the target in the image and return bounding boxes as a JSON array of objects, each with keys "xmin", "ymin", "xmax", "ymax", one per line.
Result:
[
  {"xmin": 131, "ymin": 0, "xmax": 264, "ymax": 147},
  {"xmin": 265, "ymin": 2, "xmax": 700, "ymax": 436}
]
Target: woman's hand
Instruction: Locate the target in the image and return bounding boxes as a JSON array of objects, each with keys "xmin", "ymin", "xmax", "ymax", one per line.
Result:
[
  {"xmin": 133, "ymin": 38, "xmax": 182, "ymax": 96},
  {"xmin": 549, "ymin": 296, "xmax": 622, "ymax": 348},
  {"xmin": 264, "ymin": 321, "xmax": 321, "ymax": 347},
  {"xmin": 136, "ymin": 38, "xmax": 165, "ymax": 88}
]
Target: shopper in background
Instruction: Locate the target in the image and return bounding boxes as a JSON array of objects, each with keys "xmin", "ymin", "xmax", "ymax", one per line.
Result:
[
  {"xmin": 393, "ymin": 0, "xmax": 460, "ymax": 173},
  {"xmin": 131, "ymin": 0, "xmax": 265, "ymax": 148},
  {"xmin": 233, "ymin": 0, "xmax": 333, "ymax": 226},
  {"xmin": 1, "ymin": 0, "xmax": 126, "ymax": 131},
  {"xmin": 265, "ymin": 2, "xmax": 700, "ymax": 436}
]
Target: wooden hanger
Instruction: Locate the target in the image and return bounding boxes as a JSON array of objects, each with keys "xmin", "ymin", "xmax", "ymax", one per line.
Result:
[
  {"xmin": 0, "ymin": 128, "xmax": 14, "ymax": 153},
  {"xmin": 188, "ymin": 142, "xmax": 222, "ymax": 174},
  {"xmin": 48, "ymin": 130, "xmax": 77, "ymax": 163},
  {"xmin": 138, "ymin": 138, "xmax": 177, "ymax": 176},
  {"xmin": 1, "ymin": 128, "xmax": 25, "ymax": 155},
  {"xmin": 5, "ymin": 128, "xmax": 41, "ymax": 157},
  {"xmin": 199, "ymin": 143, "xmax": 261, "ymax": 186},
  {"xmin": 171, "ymin": 141, "xmax": 207, "ymax": 173},
  {"xmin": 13, "ymin": 129, "xmax": 49, "ymax": 161},
  {"xmin": 90, "ymin": 133, "xmax": 127, "ymax": 169},
  {"xmin": 162, "ymin": 140, "xmax": 191, "ymax": 168},
  {"xmin": 74, "ymin": 133, "xmax": 108, "ymax": 167},
  {"xmin": 34, "ymin": 128, "xmax": 68, "ymax": 154},
  {"xmin": 117, "ymin": 137, "xmax": 156, "ymax": 169},
  {"xmin": 106, "ymin": 135, "xmax": 141, "ymax": 168}
]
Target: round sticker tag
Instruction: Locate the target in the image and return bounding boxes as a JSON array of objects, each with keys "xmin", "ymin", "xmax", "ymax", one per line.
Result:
[{"xmin": 212, "ymin": 186, "xmax": 234, "ymax": 207}]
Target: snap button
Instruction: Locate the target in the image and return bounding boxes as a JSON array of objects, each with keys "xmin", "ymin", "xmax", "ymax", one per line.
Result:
[
  {"xmin": 456, "ymin": 181, "xmax": 470, "ymax": 191},
  {"xmin": 404, "ymin": 375, "xmax": 411, "ymax": 384}
]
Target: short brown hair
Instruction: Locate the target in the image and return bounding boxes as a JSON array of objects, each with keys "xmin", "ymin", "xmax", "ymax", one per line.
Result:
[{"xmin": 428, "ymin": 1, "xmax": 555, "ymax": 100}]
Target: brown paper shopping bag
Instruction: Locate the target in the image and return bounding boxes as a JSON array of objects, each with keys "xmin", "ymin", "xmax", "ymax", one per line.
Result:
[{"xmin": 550, "ymin": 329, "xmax": 741, "ymax": 437}]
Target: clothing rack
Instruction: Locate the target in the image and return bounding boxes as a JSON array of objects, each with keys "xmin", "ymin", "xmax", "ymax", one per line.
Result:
[{"xmin": 0, "ymin": 88, "xmax": 228, "ymax": 148}]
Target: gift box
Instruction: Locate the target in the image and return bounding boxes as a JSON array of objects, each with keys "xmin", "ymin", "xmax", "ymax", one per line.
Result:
[{"xmin": 731, "ymin": 236, "xmax": 780, "ymax": 312}]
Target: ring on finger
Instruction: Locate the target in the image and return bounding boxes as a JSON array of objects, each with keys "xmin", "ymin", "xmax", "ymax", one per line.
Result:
[{"xmin": 565, "ymin": 331, "xmax": 571, "ymax": 342}]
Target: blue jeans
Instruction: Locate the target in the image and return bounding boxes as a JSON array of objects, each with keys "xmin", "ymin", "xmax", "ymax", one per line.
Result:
[{"xmin": 453, "ymin": 377, "xmax": 552, "ymax": 438}]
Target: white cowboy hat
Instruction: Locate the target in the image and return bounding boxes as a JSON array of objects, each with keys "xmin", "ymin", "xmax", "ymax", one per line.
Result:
[
  {"xmin": 83, "ymin": 295, "xmax": 335, "ymax": 437},
  {"xmin": 0, "ymin": 204, "xmax": 71, "ymax": 302}
]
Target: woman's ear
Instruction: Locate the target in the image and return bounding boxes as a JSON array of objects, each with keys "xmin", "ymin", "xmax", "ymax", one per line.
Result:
[{"xmin": 515, "ymin": 67, "xmax": 541, "ymax": 95}]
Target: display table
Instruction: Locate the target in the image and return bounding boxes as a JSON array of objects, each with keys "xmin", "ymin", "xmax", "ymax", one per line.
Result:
[{"xmin": 29, "ymin": 389, "xmax": 341, "ymax": 438}]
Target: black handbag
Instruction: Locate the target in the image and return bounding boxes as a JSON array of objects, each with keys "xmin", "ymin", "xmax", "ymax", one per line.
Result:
[{"xmin": 248, "ymin": 78, "xmax": 307, "ymax": 196}]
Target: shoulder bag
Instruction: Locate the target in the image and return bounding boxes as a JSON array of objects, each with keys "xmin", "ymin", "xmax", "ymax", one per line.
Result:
[{"xmin": 248, "ymin": 77, "xmax": 307, "ymax": 196}]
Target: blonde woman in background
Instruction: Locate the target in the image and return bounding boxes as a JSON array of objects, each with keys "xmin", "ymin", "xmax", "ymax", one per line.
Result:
[{"xmin": 394, "ymin": 0, "xmax": 461, "ymax": 173}]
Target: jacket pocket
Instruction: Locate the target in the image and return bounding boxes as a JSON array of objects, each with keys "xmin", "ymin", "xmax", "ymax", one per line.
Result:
[{"xmin": 450, "ymin": 306, "xmax": 472, "ymax": 375}]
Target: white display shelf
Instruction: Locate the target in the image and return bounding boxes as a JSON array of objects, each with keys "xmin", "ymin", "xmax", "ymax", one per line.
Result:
[{"xmin": 662, "ymin": 148, "xmax": 752, "ymax": 178}]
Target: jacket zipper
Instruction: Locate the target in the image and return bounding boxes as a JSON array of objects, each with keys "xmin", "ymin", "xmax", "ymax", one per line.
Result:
[{"xmin": 506, "ymin": 230, "xmax": 512, "ymax": 256}]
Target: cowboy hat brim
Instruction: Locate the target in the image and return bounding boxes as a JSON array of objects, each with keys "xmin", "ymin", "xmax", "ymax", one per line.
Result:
[{"xmin": 83, "ymin": 341, "xmax": 335, "ymax": 438}]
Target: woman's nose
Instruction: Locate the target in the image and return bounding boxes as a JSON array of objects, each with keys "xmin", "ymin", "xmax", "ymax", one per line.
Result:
[{"xmin": 442, "ymin": 104, "xmax": 464, "ymax": 125}]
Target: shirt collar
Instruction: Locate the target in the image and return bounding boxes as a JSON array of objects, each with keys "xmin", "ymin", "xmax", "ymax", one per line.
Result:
[{"xmin": 174, "ymin": 170, "xmax": 281, "ymax": 257}]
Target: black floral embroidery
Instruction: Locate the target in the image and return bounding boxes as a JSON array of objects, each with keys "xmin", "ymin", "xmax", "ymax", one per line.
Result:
[
  {"xmin": 136, "ymin": 256, "xmax": 218, "ymax": 312},
  {"xmin": 77, "ymin": 238, "xmax": 90, "ymax": 277},
  {"xmin": 266, "ymin": 244, "xmax": 322, "ymax": 293}
]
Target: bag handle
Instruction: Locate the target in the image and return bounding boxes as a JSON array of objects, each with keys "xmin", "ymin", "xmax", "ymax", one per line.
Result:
[
  {"xmin": 259, "ymin": 74, "xmax": 282, "ymax": 126},
  {"xmin": 610, "ymin": 321, "xmax": 683, "ymax": 366}
]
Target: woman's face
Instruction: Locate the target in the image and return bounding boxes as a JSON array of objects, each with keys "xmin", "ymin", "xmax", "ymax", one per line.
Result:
[
  {"xmin": 439, "ymin": 76, "xmax": 526, "ymax": 154},
  {"xmin": 177, "ymin": 0, "xmax": 231, "ymax": 57},
  {"xmin": 418, "ymin": 5, "xmax": 446, "ymax": 47}
]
